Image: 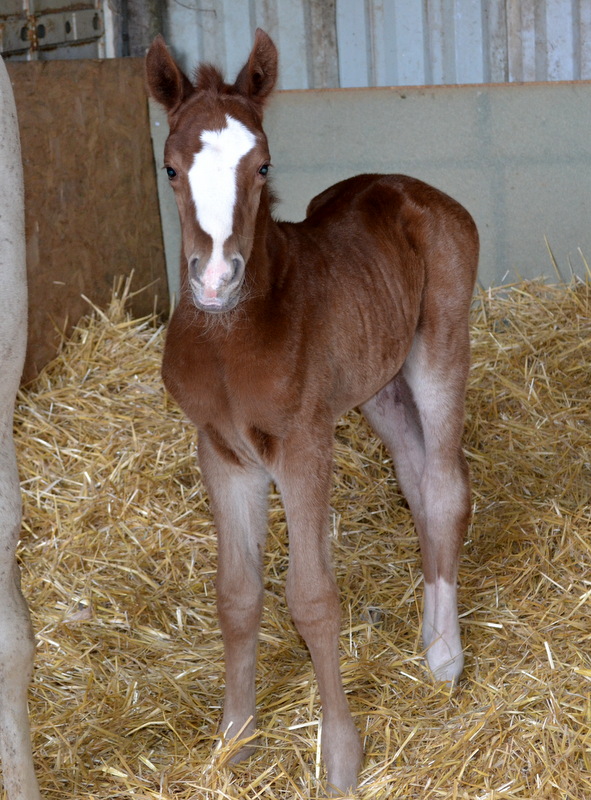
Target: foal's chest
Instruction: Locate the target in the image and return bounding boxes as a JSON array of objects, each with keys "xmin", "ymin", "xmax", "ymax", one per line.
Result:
[{"xmin": 163, "ymin": 318, "xmax": 295, "ymax": 441}]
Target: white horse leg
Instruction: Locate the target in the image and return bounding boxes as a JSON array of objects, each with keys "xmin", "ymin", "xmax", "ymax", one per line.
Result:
[
  {"xmin": 0, "ymin": 437, "xmax": 40, "ymax": 800},
  {"xmin": 0, "ymin": 56, "xmax": 42, "ymax": 800}
]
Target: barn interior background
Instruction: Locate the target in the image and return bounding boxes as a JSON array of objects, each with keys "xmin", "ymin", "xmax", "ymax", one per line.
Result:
[
  {"xmin": 2, "ymin": 0, "xmax": 591, "ymax": 369},
  {"xmin": 1, "ymin": 2, "xmax": 591, "ymax": 798}
]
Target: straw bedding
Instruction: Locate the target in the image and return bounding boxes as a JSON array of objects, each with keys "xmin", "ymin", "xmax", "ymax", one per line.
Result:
[{"xmin": 12, "ymin": 273, "xmax": 591, "ymax": 799}]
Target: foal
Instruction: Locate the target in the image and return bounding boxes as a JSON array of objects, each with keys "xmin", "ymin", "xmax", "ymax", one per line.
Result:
[{"xmin": 146, "ymin": 30, "xmax": 478, "ymax": 795}]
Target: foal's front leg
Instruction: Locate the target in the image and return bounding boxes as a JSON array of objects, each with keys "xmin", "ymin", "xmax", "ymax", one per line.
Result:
[
  {"xmin": 275, "ymin": 430, "xmax": 362, "ymax": 797},
  {"xmin": 198, "ymin": 432, "xmax": 270, "ymax": 759}
]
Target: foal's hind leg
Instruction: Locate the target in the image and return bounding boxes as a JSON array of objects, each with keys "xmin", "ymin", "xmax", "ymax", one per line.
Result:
[
  {"xmin": 198, "ymin": 432, "xmax": 270, "ymax": 759},
  {"xmin": 362, "ymin": 337, "xmax": 470, "ymax": 683},
  {"xmin": 402, "ymin": 334, "xmax": 471, "ymax": 682}
]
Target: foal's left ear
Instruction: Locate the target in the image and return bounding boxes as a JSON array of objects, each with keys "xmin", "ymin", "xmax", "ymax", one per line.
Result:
[{"xmin": 233, "ymin": 28, "xmax": 278, "ymax": 108}]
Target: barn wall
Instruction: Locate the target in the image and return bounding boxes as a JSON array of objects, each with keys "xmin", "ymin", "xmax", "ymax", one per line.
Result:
[
  {"xmin": 164, "ymin": 0, "xmax": 339, "ymax": 90},
  {"xmin": 6, "ymin": 57, "xmax": 168, "ymax": 382},
  {"xmin": 336, "ymin": 0, "xmax": 591, "ymax": 87},
  {"xmin": 163, "ymin": 0, "xmax": 591, "ymax": 90},
  {"xmin": 150, "ymin": 80, "xmax": 591, "ymax": 300}
]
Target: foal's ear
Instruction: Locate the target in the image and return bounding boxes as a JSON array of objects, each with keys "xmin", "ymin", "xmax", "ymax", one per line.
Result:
[
  {"xmin": 146, "ymin": 35, "xmax": 193, "ymax": 113},
  {"xmin": 233, "ymin": 28, "xmax": 278, "ymax": 108}
]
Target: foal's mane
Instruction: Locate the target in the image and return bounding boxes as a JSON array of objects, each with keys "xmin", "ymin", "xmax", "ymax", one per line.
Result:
[
  {"xmin": 192, "ymin": 63, "xmax": 228, "ymax": 96},
  {"xmin": 189, "ymin": 62, "xmax": 272, "ymax": 128},
  {"xmin": 191, "ymin": 28, "xmax": 277, "ymax": 117}
]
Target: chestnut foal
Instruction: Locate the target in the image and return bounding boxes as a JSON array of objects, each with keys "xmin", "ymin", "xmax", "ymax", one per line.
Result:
[{"xmin": 146, "ymin": 30, "xmax": 478, "ymax": 795}]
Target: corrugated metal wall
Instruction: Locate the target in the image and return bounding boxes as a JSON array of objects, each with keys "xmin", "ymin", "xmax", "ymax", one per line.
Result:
[
  {"xmin": 337, "ymin": 0, "xmax": 591, "ymax": 86},
  {"xmin": 164, "ymin": 0, "xmax": 339, "ymax": 89},
  {"xmin": 164, "ymin": 0, "xmax": 591, "ymax": 89}
]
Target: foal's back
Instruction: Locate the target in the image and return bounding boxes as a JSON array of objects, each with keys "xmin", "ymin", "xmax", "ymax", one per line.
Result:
[{"xmin": 268, "ymin": 172, "xmax": 478, "ymax": 415}]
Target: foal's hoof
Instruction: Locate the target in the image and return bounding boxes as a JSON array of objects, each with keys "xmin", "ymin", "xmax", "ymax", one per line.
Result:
[
  {"xmin": 324, "ymin": 723, "xmax": 362, "ymax": 797},
  {"xmin": 325, "ymin": 782, "xmax": 357, "ymax": 798},
  {"xmin": 218, "ymin": 717, "xmax": 258, "ymax": 766},
  {"xmin": 426, "ymin": 645, "xmax": 464, "ymax": 686},
  {"xmin": 325, "ymin": 774, "xmax": 359, "ymax": 798},
  {"xmin": 226, "ymin": 738, "xmax": 258, "ymax": 765}
]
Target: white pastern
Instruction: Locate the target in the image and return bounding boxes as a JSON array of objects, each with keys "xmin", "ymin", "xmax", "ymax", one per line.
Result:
[
  {"xmin": 188, "ymin": 115, "xmax": 255, "ymax": 294},
  {"xmin": 423, "ymin": 577, "xmax": 463, "ymax": 683}
]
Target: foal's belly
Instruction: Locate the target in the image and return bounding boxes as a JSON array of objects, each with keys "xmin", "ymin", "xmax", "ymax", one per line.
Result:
[{"xmin": 322, "ymin": 306, "xmax": 418, "ymax": 416}]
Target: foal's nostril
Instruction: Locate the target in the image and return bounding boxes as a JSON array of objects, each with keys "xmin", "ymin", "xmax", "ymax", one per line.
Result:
[
  {"xmin": 231, "ymin": 256, "xmax": 244, "ymax": 281},
  {"xmin": 188, "ymin": 255, "xmax": 201, "ymax": 283}
]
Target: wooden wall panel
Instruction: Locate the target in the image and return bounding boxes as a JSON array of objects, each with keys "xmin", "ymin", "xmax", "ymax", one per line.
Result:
[{"xmin": 6, "ymin": 57, "xmax": 168, "ymax": 382}]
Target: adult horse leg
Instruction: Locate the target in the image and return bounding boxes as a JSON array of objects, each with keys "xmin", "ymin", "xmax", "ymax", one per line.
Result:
[
  {"xmin": 0, "ymin": 434, "xmax": 40, "ymax": 800},
  {"xmin": 276, "ymin": 429, "xmax": 362, "ymax": 796},
  {"xmin": 198, "ymin": 431, "xmax": 270, "ymax": 759},
  {"xmin": 361, "ymin": 334, "xmax": 470, "ymax": 684},
  {"xmin": 0, "ymin": 56, "xmax": 42, "ymax": 800}
]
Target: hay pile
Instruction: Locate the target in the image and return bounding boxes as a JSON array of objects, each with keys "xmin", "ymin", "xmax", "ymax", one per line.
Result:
[{"xmin": 12, "ymin": 274, "xmax": 591, "ymax": 799}]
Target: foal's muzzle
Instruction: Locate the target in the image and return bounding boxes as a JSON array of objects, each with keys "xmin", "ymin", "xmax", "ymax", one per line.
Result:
[{"xmin": 188, "ymin": 253, "xmax": 245, "ymax": 312}]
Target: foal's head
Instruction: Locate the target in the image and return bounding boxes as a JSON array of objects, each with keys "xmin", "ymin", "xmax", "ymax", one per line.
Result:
[{"xmin": 146, "ymin": 31, "xmax": 278, "ymax": 312}]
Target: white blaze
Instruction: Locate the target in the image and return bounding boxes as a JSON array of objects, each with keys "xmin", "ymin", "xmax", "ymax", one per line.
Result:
[{"xmin": 188, "ymin": 115, "xmax": 256, "ymax": 295}]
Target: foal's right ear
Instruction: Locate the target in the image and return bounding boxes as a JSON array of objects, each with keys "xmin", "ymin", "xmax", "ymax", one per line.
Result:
[{"xmin": 146, "ymin": 35, "xmax": 193, "ymax": 113}]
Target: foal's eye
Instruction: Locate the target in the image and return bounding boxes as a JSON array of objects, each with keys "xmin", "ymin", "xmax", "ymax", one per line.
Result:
[
  {"xmin": 166, "ymin": 166, "xmax": 177, "ymax": 180},
  {"xmin": 258, "ymin": 164, "xmax": 270, "ymax": 177}
]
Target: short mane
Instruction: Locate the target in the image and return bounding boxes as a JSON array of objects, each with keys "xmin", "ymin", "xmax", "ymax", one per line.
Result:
[{"xmin": 193, "ymin": 63, "xmax": 229, "ymax": 95}]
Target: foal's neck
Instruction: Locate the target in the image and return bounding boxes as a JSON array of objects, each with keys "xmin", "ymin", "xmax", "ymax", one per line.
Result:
[{"xmin": 247, "ymin": 185, "xmax": 289, "ymax": 299}]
